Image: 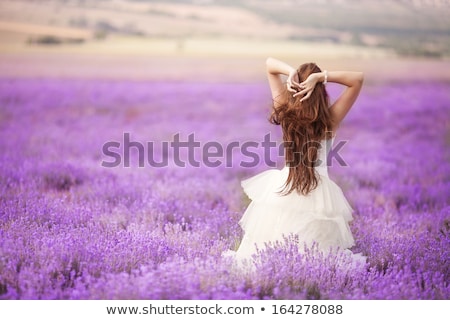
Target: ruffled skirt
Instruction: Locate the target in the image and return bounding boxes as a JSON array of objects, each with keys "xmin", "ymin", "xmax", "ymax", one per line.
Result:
[{"xmin": 233, "ymin": 167, "xmax": 356, "ymax": 261}]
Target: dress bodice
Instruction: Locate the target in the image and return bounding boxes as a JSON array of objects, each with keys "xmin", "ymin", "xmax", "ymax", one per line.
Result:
[
  {"xmin": 315, "ymin": 137, "xmax": 334, "ymax": 177},
  {"xmin": 282, "ymin": 137, "xmax": 334, "ymax": 178}
]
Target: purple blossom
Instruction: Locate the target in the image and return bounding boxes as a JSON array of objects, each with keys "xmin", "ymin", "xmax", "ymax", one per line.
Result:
[{"xmin": 0, "ymin": 79, "xmax": 448, "ymax": 299}]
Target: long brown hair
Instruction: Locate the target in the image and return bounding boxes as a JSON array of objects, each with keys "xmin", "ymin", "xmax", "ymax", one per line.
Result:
[{"xmin": 269, "ymin": 63, "xmax": 334, "ymax": 195}]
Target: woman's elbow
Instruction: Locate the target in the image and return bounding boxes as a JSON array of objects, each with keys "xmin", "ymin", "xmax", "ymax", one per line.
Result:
[
  {"xmin": 358, "ymin": 72, "xmax": 364, "ymax": 84},
  {"xmin": 352, "ymin": 72, "xmax": 364, "ymax": 88}
]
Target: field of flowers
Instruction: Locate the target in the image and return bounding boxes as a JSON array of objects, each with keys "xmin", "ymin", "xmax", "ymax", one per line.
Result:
[{"xmin": 0, "ymin": 77, "xmax": 448, "ymax": 299}]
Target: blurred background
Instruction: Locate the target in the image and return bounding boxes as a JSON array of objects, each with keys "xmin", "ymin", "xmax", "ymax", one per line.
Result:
[
  {"xmin": 0, "ymin": 0, "xmax": 449, "ymax": 83},
  {"xmin": 0, "ymin": 1, "xmax": 449, "ymax": 302}
]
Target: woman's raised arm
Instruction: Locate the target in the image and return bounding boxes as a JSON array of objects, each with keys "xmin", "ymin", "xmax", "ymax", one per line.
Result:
[
  {"xmin": 327, "ymin": 71, "xmax": 364, "ymax": 127},
  {"xmin": 295, "ymin": 70, "xmax": 364, "ymax": 128},
  {"xmin": 265, "ymin": 57, "xmax": 296, "ymax": 103}
]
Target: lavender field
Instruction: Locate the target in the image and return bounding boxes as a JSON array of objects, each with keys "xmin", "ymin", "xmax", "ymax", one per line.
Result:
[{"xmin": 0, "ymin": 77, "xmax": 449, "ymax": 300}]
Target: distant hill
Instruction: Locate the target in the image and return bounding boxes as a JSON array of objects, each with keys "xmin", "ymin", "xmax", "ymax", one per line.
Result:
[
  {"xmin": 243, "ymin": 0, "xmax": 450, "ymax": 58},
  {"xmin": 1, "ymin": 0, "xmax": 449, "ymax": 57}
]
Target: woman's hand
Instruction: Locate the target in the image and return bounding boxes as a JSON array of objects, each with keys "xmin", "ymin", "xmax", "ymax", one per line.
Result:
[
  {"xmin": 286, "ymin": 69, "xmax": 299, "ymax": 94},
  {"xmin": 293, "ymin": 73, "xmax": 320, "ymax": 102}
]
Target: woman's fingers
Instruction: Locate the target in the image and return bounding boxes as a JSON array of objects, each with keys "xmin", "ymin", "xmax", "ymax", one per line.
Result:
[
  {"xmin": 293, "ymin": 87, "xmax": 309, "ymax": 98},
  {"xmin": 287, "ymin": 83, "xmax": 297, "ymax": 92},
  {"xmin": 292, "ymin": 78, "xmax": 316, "ymax": 101},
  {"xmin": 287, "ymin": 80, "xmax": 301, "ymax": 93},
  {"xmin": 291, "ymin": 79, "xmax": 301, "ymax": 87},
  {"xmin": 300, "ymin": 91, "xmax": 313, "ymax": 102},
  {"xmin": 292, "ymin": 87, "xmax": 314, "ymax": 101}
]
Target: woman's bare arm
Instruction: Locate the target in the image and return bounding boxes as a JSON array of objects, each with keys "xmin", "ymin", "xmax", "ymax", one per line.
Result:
[
  {"xmin": 265, "ymin": 57, "xmax": 296, "ymax": 104},
  {"xmin": 319, "ymin": 71, "xmax": 364, "ymax": 126},
  {"xmin": 295, "ymin": 70, "xmax": 364, "ymax": 127}
]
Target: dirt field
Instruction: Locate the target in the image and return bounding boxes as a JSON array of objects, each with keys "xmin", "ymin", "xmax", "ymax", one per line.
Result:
[
  {"xmin": 0, "ymin": 0, "xmax": 449, "ymax": 83},
  {"xmin": 0, "ymin": 39, "xmax": 449, "ymax": 84}
]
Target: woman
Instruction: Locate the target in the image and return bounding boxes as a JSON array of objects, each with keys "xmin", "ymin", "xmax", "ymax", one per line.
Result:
[{"xmin": 233, "ymin": 57, "xmax": 364, "ymax": 262}]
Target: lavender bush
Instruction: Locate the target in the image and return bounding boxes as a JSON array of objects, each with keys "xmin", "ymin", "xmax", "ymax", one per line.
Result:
[{"xmin": 0, "ymin": 78, "xmax": 448, "ymax": 299}]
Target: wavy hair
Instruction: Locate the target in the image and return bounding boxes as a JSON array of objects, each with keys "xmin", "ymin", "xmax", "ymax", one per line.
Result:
[{"xmin": 269, "ymin": 63, "xmax": 334, "ymax": 195}]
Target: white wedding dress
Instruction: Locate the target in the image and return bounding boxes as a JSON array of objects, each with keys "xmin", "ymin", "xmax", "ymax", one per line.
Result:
[{"xmin": 229, "ymin": 137, "xmax": 365, "ymax": 266}]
